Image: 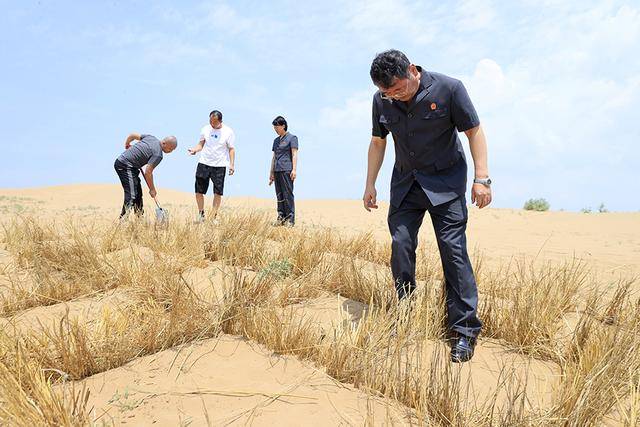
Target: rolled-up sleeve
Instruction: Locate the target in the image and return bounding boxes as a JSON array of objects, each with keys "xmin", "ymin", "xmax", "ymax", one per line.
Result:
[
  {"xmin": 290, "ymin": 136, "xmax": 299, "ymax": 149},
  {"xmin": 451, "ymin": 81, "xmax": 480, "ymax": 132},
  {"xmin": 371, "ymin": 95, "xmax": 389, "ymax": 138}
]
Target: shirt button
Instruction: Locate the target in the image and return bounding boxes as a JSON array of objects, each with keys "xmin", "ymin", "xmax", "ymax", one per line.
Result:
[
  {"xmin": 409, "ymin": 151, "xmax": 415, "ymax": 156},
  {"xmin": 408, "ymin": 113, "xmax": 414, "ymax": 118}
]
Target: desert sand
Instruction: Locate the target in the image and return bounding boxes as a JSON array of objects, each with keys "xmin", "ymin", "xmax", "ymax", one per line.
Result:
[
  {"xmin": 0, "ymin": 184, "xmax": 638, "ymax": 425},
  {"xmin": 2, "ymin": 184, "xmax": 638, "ymax": 278}
]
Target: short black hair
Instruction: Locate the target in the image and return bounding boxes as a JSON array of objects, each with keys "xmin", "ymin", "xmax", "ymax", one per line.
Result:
[
  {"xmin": 272, "ymin": 115, "xmax": 288, "ymax": 131},
  {"xmin": 209, "ymin": 110, "xmax": 223, "ymax": 121},
  {"xmin": 370, "ymin": 49, "xmax": 411, "ymax": 89}
]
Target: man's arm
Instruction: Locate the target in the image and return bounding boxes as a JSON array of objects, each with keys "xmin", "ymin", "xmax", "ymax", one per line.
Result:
[
  {"xmin": 464, "ymin": 125, "xmax": 492, "ymax": 209},
  {"xmin": 290, "ymin": 148, "xmax": 298, "ymax": 181},
  {"xmin": 363, "ymin": 136, "xmax": 387, "ymax": 211},
  {"xmin": 228, "ymin": 147, "xmax": 235, "ymax": 175},
  {"xmin": 124, "ymin": 133, "xmax": 142, "ymax": 149},
  {"xmin": 143, "ymin": 164, "xmax": 157, "ymax": 198},
  {"xmin": 188, "ymin": 138, "xmax": 205, "ymax": 155},
  {"xmin": 269, "ymin": 153, "xmax": 276, "ymax": 185}
]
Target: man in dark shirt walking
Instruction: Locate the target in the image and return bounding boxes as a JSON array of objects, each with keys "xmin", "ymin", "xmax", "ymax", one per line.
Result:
[
  {"xmin": 363, "ymin": 50, "xmax": 492, "ymax": 363},
  {"xmin": 114, "ymin": 133, "xmax": 177, "ymax": 218}
]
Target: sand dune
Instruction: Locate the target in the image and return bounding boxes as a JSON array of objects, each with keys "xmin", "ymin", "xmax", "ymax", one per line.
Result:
[{"xmin": 0, "ymin": 184, "xmax": 638, "ymax": 425}]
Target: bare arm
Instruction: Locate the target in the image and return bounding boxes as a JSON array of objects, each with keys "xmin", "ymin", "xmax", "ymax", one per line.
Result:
[
  {"xmin": 228, "ymin": 147, "xmax": 235, "ymax": 175},
  {"xmin": 143, "ymin": 164, "xmax": 157, "ymax": 198},
  {"xmin": 464, "ymin": 125, "xmax": 492, "ymax": 208},
  {"xmin": 290, "ymin": 148, "xmax": 298, "ymax": 181},
  {"xmin": 269, "ymin": 153, "xmax": 276, "ymax": 185},
  {"xmin": 124, "ymin": 133, "xmax": 142, "ymax": 149},
  {"xmin": 465, "ymin": 125, "xmax": 489, "ymax": 179},
  {"xmin": 188, "ymin": 138, "xmax": 205, "ymax": 155},
  {"xmin": 363, "ymin": 136, "xmax": 387, "ymax": 211}
]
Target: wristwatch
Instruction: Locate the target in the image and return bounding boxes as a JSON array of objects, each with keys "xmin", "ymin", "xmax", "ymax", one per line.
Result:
[{"xmin": 473, "ymin": 177, "xmax": 492, "ymax": 186}]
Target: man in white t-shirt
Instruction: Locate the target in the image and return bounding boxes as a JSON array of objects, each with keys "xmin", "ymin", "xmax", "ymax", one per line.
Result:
[{"xmin": 188, "ymin": 110, "xmax": 236, "ymax": 220}]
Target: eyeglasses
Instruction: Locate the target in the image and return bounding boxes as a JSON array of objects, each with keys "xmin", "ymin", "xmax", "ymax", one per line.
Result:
[{"xmin": 380, "ymin": 78, "xmax": 410, "ymax": 101}]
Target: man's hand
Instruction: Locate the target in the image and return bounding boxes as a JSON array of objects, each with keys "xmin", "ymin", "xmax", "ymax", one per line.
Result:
[
  {"xmin": 124, "ymin": 133, "xmax": 141, "ymax": 150},
  {"xmin": 363, "ymin": 185, "xmax": 378, "ymax": 211},
  {"xmin": 229, "ymin": 166, "xmax": 235, "ymax": 176},
  {"xmin": 149, "ymin": 188, "xmax": 157, "ymax": 198},
  {"xmin": 268, "ymin": 173, "xmax": 275, "ymax": 186},
  {"xmin": 188, "ymin": 148, "xmax": 197, "ymax": 155},
  {"xmin": 290, "ymin": 170, "xmax": 297, "ymax": 181},
  {"xmin": 471, "ymin": 183, "xmax": 492, "ymax": 209}
]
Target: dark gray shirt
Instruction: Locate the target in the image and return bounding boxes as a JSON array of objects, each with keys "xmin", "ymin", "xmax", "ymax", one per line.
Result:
[
  {"xmin": 372, "ymin": 67, "xmax": 480, "ymax": 207},
  {"xmin": 272, "ymin": 133, "xmax": 298, "ymax": 172},
  {"xmin": 117, "ymin": 134, "xmax": 163, "ymax": 169}
]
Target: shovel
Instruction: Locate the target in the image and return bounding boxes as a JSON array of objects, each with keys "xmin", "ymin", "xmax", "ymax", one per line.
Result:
[
  {"xmin": 140, "ymin": 168, "xmax": 168, "ymax": 224},
  {"xmin": 152, "ymin": 197, "xmax": 168, "ymax": 224}
]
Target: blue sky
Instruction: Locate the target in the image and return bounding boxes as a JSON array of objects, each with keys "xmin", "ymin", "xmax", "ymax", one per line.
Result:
[{"xmin": 1, "ymin": 0, "xmax": 638, "ymax": 211}]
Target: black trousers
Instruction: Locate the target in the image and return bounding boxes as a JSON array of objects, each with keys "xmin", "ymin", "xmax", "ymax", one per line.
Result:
[
  {"xmin": 274, "ymin": 171, "xmax": 295, "ymax": 224},
  {"xmin": 388, "ymin": 180, "xmax": 481, "ymax": 338},
  {"xmin": 114, "ymin": 160, "xmax": 143, "ymax": 217}
]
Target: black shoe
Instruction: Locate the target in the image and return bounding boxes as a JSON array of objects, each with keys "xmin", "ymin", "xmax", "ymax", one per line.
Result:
[{"xmin": 450, "ymin": 335, "xmax": 476, "ymax": 363}]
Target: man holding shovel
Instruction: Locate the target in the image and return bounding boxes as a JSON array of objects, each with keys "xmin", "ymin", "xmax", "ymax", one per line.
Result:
[
  {"xmin": 363, "ymin": 50, "xmax": 491, "ymax": 363},
  {"xmin": 114, "ymin": 133, "xmax": 177, "ymax": 218}
]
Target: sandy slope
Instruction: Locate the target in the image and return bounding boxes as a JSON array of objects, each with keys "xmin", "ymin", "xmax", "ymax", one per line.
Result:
[
  {"xmin": 0, "ymin": 184, "xmax": 637, "ymax": 425},
  {"xmin": 78, "ymin": 335, "xmax": 413, "ymax": 426},
  {"xmin": 0, "ymin": 250, "xmax": 559, "ymax": 425}
]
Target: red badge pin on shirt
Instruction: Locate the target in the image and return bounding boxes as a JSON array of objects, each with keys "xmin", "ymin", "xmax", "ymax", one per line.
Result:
[{"xmin": 430, "ymin": 102, "xmax": 437, "ymax": 110}]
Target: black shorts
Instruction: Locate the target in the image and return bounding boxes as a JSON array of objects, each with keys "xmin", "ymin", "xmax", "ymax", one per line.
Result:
[{"xmin": 195, "ymin": 163, "xmax": 226, "ymax": 195}]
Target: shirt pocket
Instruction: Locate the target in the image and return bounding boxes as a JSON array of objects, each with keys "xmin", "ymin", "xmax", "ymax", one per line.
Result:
[
  {"xmin": 379, "ymin": 114, "xmax": 401, "ymax": 132},
  {"xmin": 423, "ymin": 105, "xmax": 449, "ymax": 120},
  {"xmin": 419, "ymin": 106, "xmax": 451, "ymax": 134}
]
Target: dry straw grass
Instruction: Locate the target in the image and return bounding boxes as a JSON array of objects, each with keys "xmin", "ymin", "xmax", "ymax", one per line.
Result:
[
  {"xmin": 0, "ymin": 212, "xmax": 638, "ymax": 425},
  {"xmin": 478, "ymin": 258, "xmax": 589, "ymax": 360},
  {"xmin": 0, "ymin": 354, "xmax": 90, "ymax": 426}
]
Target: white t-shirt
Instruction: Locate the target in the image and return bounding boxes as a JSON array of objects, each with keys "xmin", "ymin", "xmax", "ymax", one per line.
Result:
[{"xmin": 198, "ymin": 123, "xmax": 235, "ymax": 167}]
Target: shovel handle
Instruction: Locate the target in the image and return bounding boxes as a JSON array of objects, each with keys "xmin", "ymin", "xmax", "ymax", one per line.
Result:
[{"xmin": 139, "ymin": 168, "xmax": 162, "ymax": 209}]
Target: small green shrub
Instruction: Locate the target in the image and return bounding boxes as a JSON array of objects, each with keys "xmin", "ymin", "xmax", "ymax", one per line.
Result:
[
  {"xmin": 523, "ymin": 198, "xmax": 550, "ymax": 212},
  {"xmin": 258, "ymin": 259, "xmax": 293, "ymax": 280}
]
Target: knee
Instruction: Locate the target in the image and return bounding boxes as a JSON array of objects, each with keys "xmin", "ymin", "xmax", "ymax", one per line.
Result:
[{"xmin": 391, "ymin": 230, "xmax": 413, "ymax": 253}]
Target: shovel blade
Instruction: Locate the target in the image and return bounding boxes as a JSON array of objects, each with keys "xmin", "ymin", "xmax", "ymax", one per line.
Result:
[{"xmin": 155, "ymin": 207, "xmax": 168, "ymax": 224}]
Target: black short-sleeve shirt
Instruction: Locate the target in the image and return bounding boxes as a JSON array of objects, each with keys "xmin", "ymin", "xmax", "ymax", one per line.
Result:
[
  {"xmin": 272, "ymin": 132, "xmax": 299, "ymax": 172},
  {"xmin": 371, "ymin": 67, "xmax": 480, "ymax": 207}
]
